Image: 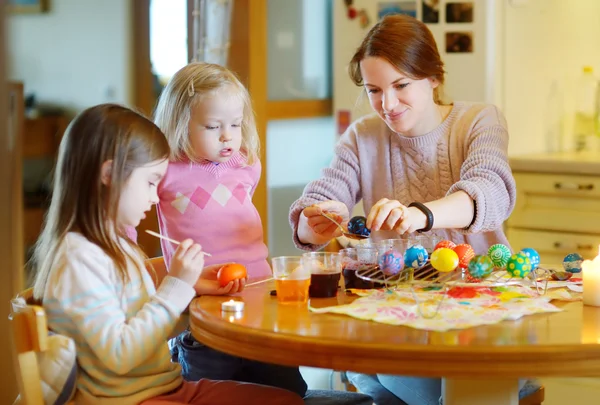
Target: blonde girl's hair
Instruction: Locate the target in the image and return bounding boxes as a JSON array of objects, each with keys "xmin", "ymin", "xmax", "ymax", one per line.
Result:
[
  {"xmin": 32, "ymin": 104, "xmax": 170, "ymax": 300},
  {"xmin": 154, "ymin": 62, "xmax": 260, "ymax": 165}
]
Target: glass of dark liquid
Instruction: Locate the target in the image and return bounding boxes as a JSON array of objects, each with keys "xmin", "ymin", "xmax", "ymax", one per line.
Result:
[
  {"xmin": 302, "ymin": 252, "xmax": 342, "ymax": 298},
  {"xmin": 340, "ymin": 247, "xmax": 379, "ymax": 289}
]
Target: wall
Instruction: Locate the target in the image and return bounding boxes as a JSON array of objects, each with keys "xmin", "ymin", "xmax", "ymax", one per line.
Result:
[
  {"xmin": 267, "ymin": 117, "xmax": 336, "ymax": 257},
  {"xmin": 333, "ymin": 0, "xmax": 600, "ymax": 156},
  {"xmin": 7, "ymin": 0, "xmax": 133, "ymax": 112},
  {"xmin": 503, "ymin": 0, "xmax": 600, "ymax": 155}
]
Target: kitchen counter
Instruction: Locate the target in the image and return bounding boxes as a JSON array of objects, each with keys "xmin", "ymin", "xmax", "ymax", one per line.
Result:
[{"xmin": 509, "ymin": 151, "xmax": 600, "ymax": 175}]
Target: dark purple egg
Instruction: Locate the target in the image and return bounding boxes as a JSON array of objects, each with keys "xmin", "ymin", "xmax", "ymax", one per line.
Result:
[{"xmin": 348, "ymin": 216, "xmax": 370, "ymax": 236}]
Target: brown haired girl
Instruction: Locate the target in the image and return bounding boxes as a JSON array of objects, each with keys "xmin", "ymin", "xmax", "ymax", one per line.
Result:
[{"xmin": 33, "ymin": 104, "xmax": 304, "ymax": 404}]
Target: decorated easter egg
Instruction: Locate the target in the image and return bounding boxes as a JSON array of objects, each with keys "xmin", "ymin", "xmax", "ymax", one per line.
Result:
[
  {"xmin": 487, "ymin": 244, "xmax": 511, "ymax": 268},
  {"xmin": 519, "ymin": 248, "xmax": 540, "ymax": 270},
  {"xmin": 404, "ymin": 245, "xmax": 428, "ymax": 269},
  {"xmin": 430, "ymin": 248, "xmax": 459, "ymax": 273},
  {"xmin": 348, "ymin": 216, "xmax": 371, "ymax": 237},
  {"xmin": 453, "ymin": 243, "xmax": 475, "ymax": 269},
  {"xmin": 563, "ymin": 253, "xmax": 584, "ymax": 273},
  {"xmin": 506, "ymin": 253, "xmax": 532, "ymax": 278},
  {"xmin": 467, "ymin": 255, "xmax": 494, "ymax": 279},
  {"xmin": 378, "ymin": 249, "xmax": 404, "ymax": 276},
  {"xmin": 435, "ymin": 240, "xmax": 456, "ymax": 251}
]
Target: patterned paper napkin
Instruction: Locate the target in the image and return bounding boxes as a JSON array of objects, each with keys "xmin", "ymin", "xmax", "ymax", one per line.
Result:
[{"xmin": 309, "ymin": 284, "xmax": 563, "ymax": 331}]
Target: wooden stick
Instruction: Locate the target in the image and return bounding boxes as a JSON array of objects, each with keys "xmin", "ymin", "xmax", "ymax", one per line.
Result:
[
  {"xmin": 144, "ymin": 230, "xmax": 212, "ymax": 257},
  {"xmin": 245, "ymin": 278, "xmax": 274, "ymax": 287}
]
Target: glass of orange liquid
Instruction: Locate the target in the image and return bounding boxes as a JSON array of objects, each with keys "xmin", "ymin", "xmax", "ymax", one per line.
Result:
[{"xmin": 271, "ymin": 256, "xmax": 310, "ymax": 305}]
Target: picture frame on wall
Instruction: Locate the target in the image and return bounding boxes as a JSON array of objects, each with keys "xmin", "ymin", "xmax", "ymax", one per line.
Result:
[{"xmin": 8, "ymin": 0, "xmax": 49, "ymax": 14}]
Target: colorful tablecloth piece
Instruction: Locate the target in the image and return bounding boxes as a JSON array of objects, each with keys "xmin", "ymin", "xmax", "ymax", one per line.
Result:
[{"xmin": 310, "ymin": 285, "xmax": 563, "ymax": 331}]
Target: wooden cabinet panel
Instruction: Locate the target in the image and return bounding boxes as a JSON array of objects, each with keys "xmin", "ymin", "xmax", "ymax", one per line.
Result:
[
  {"xmin": 508, "ymin": 173, "xmax": 600, "ymax": 234},
  {"xmin": 508, "ymin": 228, "xmax": 598, "ymax": 265}
]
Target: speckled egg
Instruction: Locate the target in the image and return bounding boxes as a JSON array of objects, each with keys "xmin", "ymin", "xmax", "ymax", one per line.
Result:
[
  {"xmin": 378, "ymin": 249, "xmax": 404, "ymax": 276},
  {"xmin": 506, "ymin": 253, "xmax": 532, "ymax": 278},
  {"xmin": 487, "ymin": 244, "xmax": 512, "ymax": 268},
  {"xmin": 519, "ymin": 248, "xmax": 540, "ymax": 270},
  {"xmin": 430, "ymin": 248, "xmax": 459, "ymax": 273},
  {"xmin": 467, "ymin": 255, "xmax": 494, "ymax": 279},
  {"xmin": 435, "ymin": 240, "xmax": 456, "ymax": 251},
  {"xmin": 563, "ymin": 253, "xmax": 584, "ymax": 273},
  {"xmin": 453, "ymin": 243, "xmax": 475, "ymax": 269},
  {"xmin": 403, "ymin": 245, "xmax": 428, "ymax": 269}
]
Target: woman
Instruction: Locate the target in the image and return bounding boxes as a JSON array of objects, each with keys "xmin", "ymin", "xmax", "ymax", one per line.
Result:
[{"xmin": 289, "ymin": 14, "xmax": 539, "ymax": 405}]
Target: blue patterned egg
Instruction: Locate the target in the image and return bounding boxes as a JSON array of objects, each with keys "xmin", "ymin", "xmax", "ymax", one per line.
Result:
[
  {"xmin": 506, "ymin": 253, "xmax": 532, "ymax": 278},
  {"xmin": 487, "ymin": 244, "xmax": 511, "ymax": 268},
  {"xmin": 378, "ymin": 249, "xmax": 404, "ymax": 276},
  {"xmin": 519, "ymin": 248, "xmax": 540, "ymax": 270},
  {"xmin": 563, "ymin": 253, "xmax": 584, "ymax": 273},
  {"xmin": 404, "ymin": 245, "xmax": 428, "ymax": 269},
  {"xmin": 467, "ymin": 255, "xmax": 494, "ymax": 279}
]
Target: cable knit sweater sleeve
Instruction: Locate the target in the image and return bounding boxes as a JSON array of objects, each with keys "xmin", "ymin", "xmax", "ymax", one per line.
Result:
[
  {"xmin": 446, "ymin": 105, "xmax": 516, "ymax": 233},
  {"xmin": 289, "ymin": 126, "xmax": 362, "ymax": 250}
]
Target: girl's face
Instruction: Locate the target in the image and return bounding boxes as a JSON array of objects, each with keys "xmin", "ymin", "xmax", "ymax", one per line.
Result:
[
  {"xmin": 117, "ymin": 158, "xmax": 168, "ymax": 228},
  {"xmin": 188, "ymin": 88, "xmax": 244, "ymax": 163},
  {"xmin": 360, "ymin": 56, "xmax": 440, "ymax": 137}
]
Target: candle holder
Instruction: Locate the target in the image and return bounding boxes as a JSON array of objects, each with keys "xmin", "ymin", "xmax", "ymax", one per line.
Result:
[{"xmin": 221, "ymin": 299, "xmax": 244, "ymax": 312}]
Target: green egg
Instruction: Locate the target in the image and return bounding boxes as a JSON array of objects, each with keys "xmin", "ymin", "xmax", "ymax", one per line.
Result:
[
  {"xmin": 506, "ymin": 253, "xmax": 532, "ymax": 278},
  {"xmin": 487, "ymin": 244, "xmax": 511, "ymax": 268},
  {"xmin": 467, "ymin": 255, "xmax": 494, "ymax": 279}
]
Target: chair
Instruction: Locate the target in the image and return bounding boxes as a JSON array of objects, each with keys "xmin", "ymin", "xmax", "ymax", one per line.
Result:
[{"xmin": 10, "ymin": 289, "xmax": 75, "ymax": 405}]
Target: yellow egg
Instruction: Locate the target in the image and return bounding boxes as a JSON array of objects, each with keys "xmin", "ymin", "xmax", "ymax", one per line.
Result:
[{"xmin": 431, "ymin": 248, "xmax": 459, "ymax": 272}]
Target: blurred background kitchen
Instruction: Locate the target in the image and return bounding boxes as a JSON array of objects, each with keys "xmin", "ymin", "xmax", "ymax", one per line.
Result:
[{"xmin": 3, "ymin": 0, "xmax": 600, "ymax": 402}]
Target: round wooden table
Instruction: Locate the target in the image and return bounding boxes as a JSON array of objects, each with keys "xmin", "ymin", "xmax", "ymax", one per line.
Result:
[{"xmin": 189, "ymin": 281, "xmax": 600, "ymax": 405}]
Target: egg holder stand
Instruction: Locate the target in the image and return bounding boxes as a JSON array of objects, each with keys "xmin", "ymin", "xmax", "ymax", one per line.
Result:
[{"xmin": 355, "ymin": 261, "xmax": 551, "ymax": 319}]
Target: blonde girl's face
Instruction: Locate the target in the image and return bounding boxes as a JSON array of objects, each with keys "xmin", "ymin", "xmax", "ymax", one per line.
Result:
[
  {"xmin": 117, "ymin": 158, "xmax": 168, "ymax": 228},
  {"xmin": 188, "ymin": 89, "xmax": 244, "ymax": 163}
]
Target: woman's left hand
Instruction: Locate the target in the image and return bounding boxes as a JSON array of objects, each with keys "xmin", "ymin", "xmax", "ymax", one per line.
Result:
[
  {"xmin": 367, "ymin": 198, "xmax": 427, "ymax": 234},
  {"xmin": 193, "ymin": 264, "xmax": 246, "ymax": 296}
]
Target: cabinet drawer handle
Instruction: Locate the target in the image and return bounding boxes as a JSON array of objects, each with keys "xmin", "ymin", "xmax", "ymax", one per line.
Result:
[
  {"xmin": 553, "ymin": 242, "xmax": 594, "ymax": 250},
  {"xmin": 554, "ymin": 182, "xmax": 594, "ymax": 191}
]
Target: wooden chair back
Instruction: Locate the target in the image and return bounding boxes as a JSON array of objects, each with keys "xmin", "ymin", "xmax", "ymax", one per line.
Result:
[{"xmin": 10, "ymin": 288, "xmax": 49, "ymax": 405}]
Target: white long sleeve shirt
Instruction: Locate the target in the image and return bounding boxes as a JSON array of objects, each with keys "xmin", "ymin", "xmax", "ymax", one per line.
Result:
[{"xmin": 43, "ymin": 232, "xmax": 195, "ymax": 404}]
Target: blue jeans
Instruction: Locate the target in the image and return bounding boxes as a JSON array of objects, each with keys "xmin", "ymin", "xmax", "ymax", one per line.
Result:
[
  {"xmin": 347, "ymin": 372, "xmax": 538, "ymax": 405},
  {"xmin": 170, "ymin": 330, "xmax": 308, "ymax": 397}
]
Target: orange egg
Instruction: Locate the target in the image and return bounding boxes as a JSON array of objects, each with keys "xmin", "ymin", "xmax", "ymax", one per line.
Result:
[
  {"xmin": 217, "ymin": 263, "xmax": 247, "ymax": 287},
  {"xmin": 453, "ymin": 243, "xmax": 475, "ymax": 269}
]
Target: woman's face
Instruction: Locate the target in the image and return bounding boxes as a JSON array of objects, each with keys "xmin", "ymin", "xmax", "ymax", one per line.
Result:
[{"xmin": 360, "ymin": 56, "xmax": 439, "ymax": 137}]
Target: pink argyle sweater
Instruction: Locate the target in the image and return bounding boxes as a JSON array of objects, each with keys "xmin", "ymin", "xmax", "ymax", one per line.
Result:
[{"xmin": 157, "ymin": 152, "xmax": 271, "ymax": 278}]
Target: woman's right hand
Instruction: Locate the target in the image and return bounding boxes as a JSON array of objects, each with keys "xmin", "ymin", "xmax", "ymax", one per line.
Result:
[
  {"xmin": 168, "ymin": 239, "xmax": 205, "ymax": 287},
  {"xmin": 297, "ymin": 200, "xmax": 349, "ymax": 245}
]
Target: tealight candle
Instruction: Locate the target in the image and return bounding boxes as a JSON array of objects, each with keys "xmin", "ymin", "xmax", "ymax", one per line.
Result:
[
  {"xmin": 221, "ymin": 299, "xmax": 245, "ymax": 312},
  {"xmin": 583, "ymin": 246, "xmax": 600, "ymax": 307}
]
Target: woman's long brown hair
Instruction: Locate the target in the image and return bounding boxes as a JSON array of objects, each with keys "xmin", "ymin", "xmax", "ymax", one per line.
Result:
[
  {"xmin": 349, "ymin": 14, "xmax": 447, "ymax": 104},
  {"xmin": 32, "ymin": 104, "xmax": 170, "ymax": 299}
]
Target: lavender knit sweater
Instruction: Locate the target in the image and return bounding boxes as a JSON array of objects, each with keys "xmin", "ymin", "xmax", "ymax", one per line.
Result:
[{"xmin": 289, "ymin": 102, "xmax": 517, "ymax": 255}]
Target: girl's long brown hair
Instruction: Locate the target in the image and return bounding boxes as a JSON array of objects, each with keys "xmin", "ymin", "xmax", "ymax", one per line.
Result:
[
  {"xmin": 349, "ymin": 14, "xmax": 447, "ymax": 104},
  {"xmin": 32, "ymin": 104, "xmax": 170, "ymax": 299}
]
